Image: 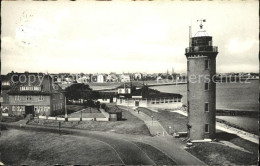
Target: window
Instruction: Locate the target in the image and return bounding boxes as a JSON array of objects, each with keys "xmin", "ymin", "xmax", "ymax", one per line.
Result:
[
  {"xmin": 205, "ymin": 59, "xmax": 209, "ymax": 69},
  {"xmin": 187, "ymin": 101, "xmax": 190, "ymax": 113},
  {"xmin": 205, "ymin": 124, "xmax": 209, "ymax": 133},
  {"xmin": 187, "ymin": 61, "xmax": 190, "ymax": 71},
  {"xmin": 205, "ymin": 103, "xmax": 209, "ymax": 112},
  {"xmin": 60, "ymin": 94, "xmax": 62, "ymax": 99},
  {"xmin": 15, "ymin": 95, "xmax": 21, "ymax": 101},
  {"xmin": 26, "ymin": 96, "xmax": 32, "ymax": 100},
  {"xmin": 204, "ymin": 82, "xmax": 209, "ymax": 90},
  {"xmin": 2, "ymin": 81, "xmax": 10, "ymax": 86},
  {"xmin": 39, "ymin": 96, "xmax": 44, "ymax": 101}
]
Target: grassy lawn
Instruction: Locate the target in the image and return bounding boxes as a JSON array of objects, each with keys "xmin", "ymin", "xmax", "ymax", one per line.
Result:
[
  {"xmin": 68, "ymin": 107, "xmax": 104, "ymax": 118},
  {"xmin": 29, "ymin": 109, "xmax": 150, "ymax": 136},
  {"xmin": 0, "ymin": 129, "xmax": 122, "ymax": 165},
  {"xmin": 66, "ymin": 104, "xmax": 85, "ymax": 112},
  {"xmin": 134, "ymin": 142, "xmax": 177, "ymax": 165},
  {"xmin": 0, "ymin": 116, "xmax": 23, "ymax": 123},
  {"xmin": 186, "ymin": 130, "xmax": 258, "ymax": 165},
  {"xmin": 137, "ymin": 107, "xmax": 187, "ymax": 134}
]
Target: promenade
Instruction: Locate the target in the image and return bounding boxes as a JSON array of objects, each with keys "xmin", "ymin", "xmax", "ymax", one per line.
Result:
[
  {"xmin": 119, "ymin": 106, "xmax": 168, "ymax": 136},
  {"xmin": 171, "ymin": 110, "xmax": 259, "ymax": 144}
]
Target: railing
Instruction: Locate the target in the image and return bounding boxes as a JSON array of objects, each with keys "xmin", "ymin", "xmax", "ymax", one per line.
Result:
[{"xmin": 185, "ymin": 46, "xmax": 218, "ymax": 53}]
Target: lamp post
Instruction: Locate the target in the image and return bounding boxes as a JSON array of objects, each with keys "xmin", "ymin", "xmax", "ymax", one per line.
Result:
[
  {"xmin": 151, "ymin": 115, "xmax": 154, "ymax": 127},
  {"xmin": 81, "ymin": 110, "xmax": 82, "ymax": 121},
  {"xmin": 169, "ymin": 126, "xmax": 172, "ymax": 135},
  {"xmin": 65, "ymin": 96, "xmax": 68, "ymax": 121}
]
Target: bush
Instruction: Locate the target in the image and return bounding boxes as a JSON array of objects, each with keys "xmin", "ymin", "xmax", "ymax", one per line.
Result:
[
  {"xmin": 101, "ymin": 103, "xmax": 106, "ymax": 109},
  {"xmin": 96, "ymin": 101, "xmax": 101, "ymax": 109},
  {"xmin": 84, "ymin": 100, "xmax": 95, "ymax": 108}
]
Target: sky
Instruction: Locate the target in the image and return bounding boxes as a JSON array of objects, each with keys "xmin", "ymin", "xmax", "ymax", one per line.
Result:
[{"xmin": 1, "ymin": 1, "xmax": 259, "ymax": 74}]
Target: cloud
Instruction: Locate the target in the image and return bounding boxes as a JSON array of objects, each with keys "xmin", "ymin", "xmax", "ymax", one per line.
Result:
[{"xmin": 227, "ymin": 38, "xmax": 257, "ymax": 54}]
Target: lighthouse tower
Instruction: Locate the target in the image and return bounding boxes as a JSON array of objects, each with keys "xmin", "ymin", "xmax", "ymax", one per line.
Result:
[{"xmin": 185, "ymin": 20, "xmax": 218, "ymax": 140}]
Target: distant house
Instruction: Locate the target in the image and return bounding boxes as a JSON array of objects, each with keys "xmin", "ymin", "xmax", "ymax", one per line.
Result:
[
  {"xmin": 156, "ymin": 76, "xmax": 162, "ymax": 81},
  {"xmin": 7, "ymin": 73, "xmax": 65, "ymax": 117},
  {"xmin": 120, "ymin": 74, "xmax": 130, "ymax": 82},
  {"xmin": 77, "ymin": 75, "xmax": 90, "ymax": 83},
  {"xmin": 134, "ymin": 73, "xmax": 142, "ymax": 80},
  {"xmin": 97, "ymin": 75, "xmax": 104, "ymax": 83},
  {"xmin": 117, "ymin": 85, "xmax": 182, "ymax": 109},
  {"xmin": 116, "ymin": 82, "xmax": 143, "ymax": 94},
  {"xmin": 106, "ymin": 74, "xmax": 118, "ymax": 82}
]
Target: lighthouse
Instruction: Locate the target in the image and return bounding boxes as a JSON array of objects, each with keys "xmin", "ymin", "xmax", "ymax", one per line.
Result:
[{"xmin": 185, "ymin": 20, "xmax": 218, "ymax": 140}]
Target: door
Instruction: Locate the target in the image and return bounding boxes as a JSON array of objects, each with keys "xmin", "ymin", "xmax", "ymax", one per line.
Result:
[
  {"xmin": 25, "ymin": 106, "xmax": 34, "ymax": 116},
  {"xmin": 135, "ymin": 101, "xmax": 139, "ymax": 107}
]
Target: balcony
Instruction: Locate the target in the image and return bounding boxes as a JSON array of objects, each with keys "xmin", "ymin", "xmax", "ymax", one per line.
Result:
[{"xmin": 185, "ymin": 46, "xmax": 218, "ymax": 54}]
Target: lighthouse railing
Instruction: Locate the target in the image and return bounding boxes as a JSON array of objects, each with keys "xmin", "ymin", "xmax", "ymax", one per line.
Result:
[{"xmin": 185, "ymin": 46, "xmax": 218, "ymax": 53}]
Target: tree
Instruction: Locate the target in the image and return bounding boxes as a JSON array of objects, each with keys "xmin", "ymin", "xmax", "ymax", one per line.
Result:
[{"xmin": 65, "ymin": 83, "xmax": 93, "ymax": 100}]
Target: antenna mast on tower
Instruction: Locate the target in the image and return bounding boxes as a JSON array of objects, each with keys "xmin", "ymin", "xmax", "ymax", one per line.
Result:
[{"xmin": 197, "ymin": 19, "xmax": 206, "ymax": 29}]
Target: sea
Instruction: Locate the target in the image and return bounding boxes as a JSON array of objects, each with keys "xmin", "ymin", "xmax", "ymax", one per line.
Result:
[
  {"xmin": 152, "ymin": 80, "xmax": 259, "ymax": 134},
  {"xmin": 152, "ymin": 80, "xmax": 259, "ymax": 112}
]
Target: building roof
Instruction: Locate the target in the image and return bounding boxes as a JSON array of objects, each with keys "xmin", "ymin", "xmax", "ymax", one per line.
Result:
[
  {"xmin": 116, "ymin": 82, "xmax": 144, "ymax": 89},
  {"xmin": 130, "ymin": 86, "xmax": 182, "ymax": 99},
  {"xmin": 194, "ymin": 30, "xmax": 210, "ymax": 37},
  {"xmin": 99, "ymin": 92, "xmax": 117, "ymax": 99},
  {"xmin": 108, "ymin": 106, "xmax": 123, "ymax": 113},
  {"xmin": 7, "ymin": 73, "xmax": 63, "ymax": 95}
]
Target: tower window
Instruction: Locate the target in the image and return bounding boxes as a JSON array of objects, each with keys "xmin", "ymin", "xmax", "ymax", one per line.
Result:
[
  {"xmin": 204, "ymin": 82, "xmax": 209, "ymax": 90},
  {"xmin": 205, "ymin": 59, "xmax": 209, "ymax": 69},
  {"xmin": 187, "ymin": 61, "xmax": 190, "ymax": 71},
  {"xmin": 205, "ymin": 103, "xmax": 209, "ymax": 112},
  {"xmin": 187, "ymin": 80, "xmax": 189, "ymax": 91},
  {"xmin": 205, "ymin": 124, "xmax": 209, "ymax": 133}
]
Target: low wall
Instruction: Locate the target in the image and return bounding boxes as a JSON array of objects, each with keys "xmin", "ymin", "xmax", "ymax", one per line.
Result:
[
  {"xmin": 68, "ymin": 118, "xmax": 81, "ymax": 122},
  {"xmin": 2, "ymin": 113, "xmax": 9, "ymax": 117},
  {"xmin": 96, "ymin": 118, "xmax": 109, "ymax": 122},
  {"xmin": 216, "ymin": 109, "xmax": 258, "ymax": 117},
  {"xmin": 34, "ymin": 116, "xmax": 108, "ymax": 122}
]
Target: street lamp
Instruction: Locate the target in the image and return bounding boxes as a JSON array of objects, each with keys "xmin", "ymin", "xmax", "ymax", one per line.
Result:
[
  {"xmin": 81, "ymin": 110, "xmax": 82, "ymax": 121},
  {"xmin": 151, "ymin": 115, "xmax": 154, "ymax": 127},
  {"xmin": 169, "ymin": 126, "xmax": 172, "ymax": 135}
]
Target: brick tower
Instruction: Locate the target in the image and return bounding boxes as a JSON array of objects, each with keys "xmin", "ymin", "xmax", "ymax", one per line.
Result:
[{"xmin": 185, "ymin": 20, "xmax": 218, "ymax": 140}]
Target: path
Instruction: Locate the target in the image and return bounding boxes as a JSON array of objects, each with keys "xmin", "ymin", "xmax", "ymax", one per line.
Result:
[
  {"xmin": 119, "ymin": 106, "xmax": 168, "ymax": 136},
  {"xmin": 172, "ymin": 110, "xmax": 259, "ymax": 144}
]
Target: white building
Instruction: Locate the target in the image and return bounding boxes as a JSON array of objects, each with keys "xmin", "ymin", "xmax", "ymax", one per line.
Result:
[
  {"xmin": 120, "ymin": 75, "xmax": 130, "ymax": 82},
  {"xmin": 97, "ymin": 75, "xmax": 104, "ymax": 83},
  {"xmin": 116, "ymin": 86, "xmax": 182, "ymax": 109}
]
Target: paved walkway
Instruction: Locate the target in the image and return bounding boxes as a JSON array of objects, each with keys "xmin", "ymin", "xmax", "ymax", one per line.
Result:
[
  {"xmin": 99, "ymin": 108, "xmax": 109, "ymax": 118},
  {"xmin": 172, "ymin": 110, "xmax": 259, "ymax": 144},
  {"xmin": 119, "ymin": 106, "xmax": 168, "ymax": 136}
]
